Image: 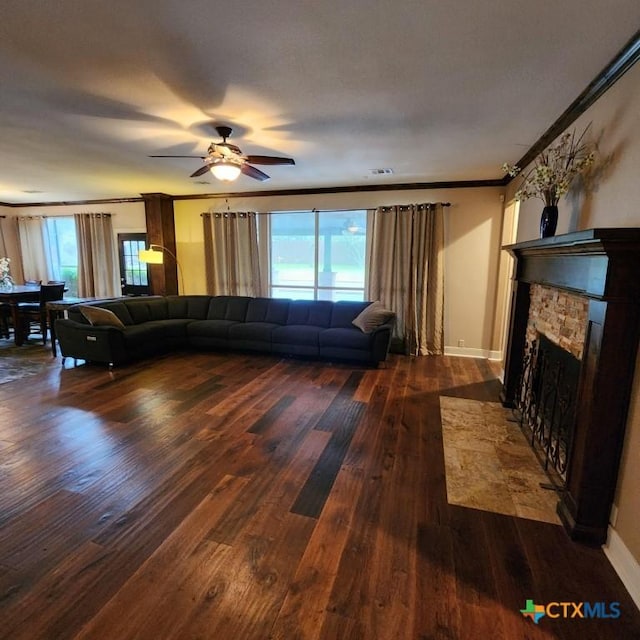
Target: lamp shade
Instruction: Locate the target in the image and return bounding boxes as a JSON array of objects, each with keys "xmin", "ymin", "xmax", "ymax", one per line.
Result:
[
  {"xmin": 139, "ymin": 248, "xmax": 164, "ymax": 264},
  {"xmin": 210, "ymin": 161, "xmax": 242, "ymax": 182}
]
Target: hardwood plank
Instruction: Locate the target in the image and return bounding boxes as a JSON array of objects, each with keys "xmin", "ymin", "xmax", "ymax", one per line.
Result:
[
  {"xmin": 314, "ymin": 370, "xmax": 364, "ymax": 432},
  {"xmin": 413, "ymin": 521, "xmax": 461, "ymax": 639},
  {"xmin": 290, "ymin": 400, "xmax": 364, "ymax": 518},
  {"xmin": 247, "ymin": 395, "xmax": 296, "ymax": 434}
]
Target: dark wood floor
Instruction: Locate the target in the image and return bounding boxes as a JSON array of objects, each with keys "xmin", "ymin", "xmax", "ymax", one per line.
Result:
[{"xmin": 0, "ymin": 350, "xmax": 638, "ymax": 639}]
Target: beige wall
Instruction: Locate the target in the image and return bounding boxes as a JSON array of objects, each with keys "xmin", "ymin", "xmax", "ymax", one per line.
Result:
[
  {"xmin": 174, "ymin": 186, "xmax": 505, "ymax": 354},
  {"xmin": 506, "ymin": 61, "xmax": 640, "ymax": 560}
]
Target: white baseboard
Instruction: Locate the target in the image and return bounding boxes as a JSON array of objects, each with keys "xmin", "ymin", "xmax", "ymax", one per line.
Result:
[
  {"xmin": 444, "ymin": 346, "xmax": 502, "ymax": 361},
  {"xmin": 603, "ymin": 526, "xmax": 640, "ymax": 610}
]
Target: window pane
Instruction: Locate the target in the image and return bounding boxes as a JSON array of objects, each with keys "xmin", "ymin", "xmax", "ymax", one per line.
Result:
[
  {"xmin": 45, "ymin": 217, "xmax": 78, "ymax": 297},
  {"xmin": 318, "ymin": 211, "xmax": 366, "ymax": 288},
  {"xmin": 271, "ymin": 213, "xmax": 315, "ymax": 287},
  {"xmin": 318, "ymin": 288, "xmax": 365, "ymax": 302},
  {"xmin": 122, "ymin": 239, "xmax": 148, "ymax": 287},
  {"xmin": 271, "ymin": 287, "xmax": 314, "ymax": 300}
]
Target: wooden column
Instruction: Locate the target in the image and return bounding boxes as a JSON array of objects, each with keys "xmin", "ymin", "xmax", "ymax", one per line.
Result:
[
  {"xmin": 141, "ymin": 193, "xmax": 178, "ymax": 295},
  {"xmin": 502, "ymin": 228, "xmax": 640, "ymax": 545}
]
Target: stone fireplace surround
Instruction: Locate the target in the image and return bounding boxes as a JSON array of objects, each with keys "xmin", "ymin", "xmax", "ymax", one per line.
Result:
[
  {"xmin": 501, "ymin": 228, "xmax": 640, "ymax": 545},
  {"xmin": 526, "ymin": 284, "xmax": 588, "ymax": 360}
]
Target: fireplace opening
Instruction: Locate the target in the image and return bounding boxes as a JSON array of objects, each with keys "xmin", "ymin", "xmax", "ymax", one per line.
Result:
[{"xmin": 514, "ymin": 333, "xmax": 581, "ymax": 488}]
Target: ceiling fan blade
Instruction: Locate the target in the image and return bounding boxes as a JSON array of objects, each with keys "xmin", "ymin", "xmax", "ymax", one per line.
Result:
[
  {"xmin": 190, "ymin": 165, "xmax": 212, "ymax": 178},
  {"xmin": 149, "ymin": 155, "xmax": 205, "ymax": 158},
  {"xmin": 241, "ymin": 164, "xmax": 270, "ymax": 181},
  {"xmin": 245, "ymin": 155, "xmax": 295, "ymax": 165}
]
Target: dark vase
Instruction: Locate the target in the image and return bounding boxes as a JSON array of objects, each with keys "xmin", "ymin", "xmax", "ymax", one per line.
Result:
[{"xmin": 540, "ymin": 205, "xmax": 558, "ymax": 238}]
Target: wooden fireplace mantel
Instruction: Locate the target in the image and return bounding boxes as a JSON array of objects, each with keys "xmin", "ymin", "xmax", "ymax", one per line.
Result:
[{"xmin": 501, "ymin": 228, "xmax": 640, "ymax": 545}]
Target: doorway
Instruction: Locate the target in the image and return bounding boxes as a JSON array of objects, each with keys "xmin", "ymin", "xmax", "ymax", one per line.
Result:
[
  {"xmin": 118, "ymin": 233, "xmax": 150, "ymax": 296},
  {"xmin": 491, "ymin": 200, "xmax": 519, "ymax": 373}
]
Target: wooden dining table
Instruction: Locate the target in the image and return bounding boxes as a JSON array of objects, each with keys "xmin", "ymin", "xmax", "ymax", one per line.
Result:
[{"xmin": 0, "ymin": 284, "xmax": 41, "ymax": 346}]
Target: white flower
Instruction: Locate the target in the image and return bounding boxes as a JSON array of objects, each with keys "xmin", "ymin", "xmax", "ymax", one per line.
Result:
[
  {"xmin": 503, "ymin": 124, "xmax": 596, "ymax": 206},
  {"xmin": 0, "ymin": 256, "xmax": 13, "ymax": 285}
]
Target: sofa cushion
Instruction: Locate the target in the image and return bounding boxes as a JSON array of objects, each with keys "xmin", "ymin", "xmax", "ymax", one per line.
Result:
[
  {"xmin": 166, "ymin": 295, "xmax": 211, "ymax": 320},
  {"xmin": 187, "ymin": 319, "xmax": 237, "ymax": 339},
  {"xmin": 330, "ymin": 301, "xmax": 370, "ymax": 328},
  {"xmin": 228, "ymin": 322, "xmax": 279, "ymax": 342},
  {"xmin": 272, "ymin": 325, "xmax": 322, "ymax": 346},
  {"xmin": 245, "ymin": 298, "xmax": 290, "ymax": 324},
  {"xmin": 79, "ymin": 305, "xmax": 125, "ymax": 329},
  {"xmin": 126, "ymin": 299, "xmax": 169, "ymax": 323},
  {"xmin": 286, "ymin": 300, "xmax": 333, "ymax": 327},
  {"xmin": 206, "ymin": 296, "xmax": 251, "ymax": 321},
  {"xmin": 352, "ymin": 301, "xmax": 395, "ymax": 333},
  {"xmin": 122, "ymin": 319, "xmax": 190, "ymax": 345},
  {"xmin": 96, "ymin": 301, "xmax": 134, "ymax": 326},
  {"xmin": 319, "ymin": 327, "xmax": 373, "ymax": 350}
]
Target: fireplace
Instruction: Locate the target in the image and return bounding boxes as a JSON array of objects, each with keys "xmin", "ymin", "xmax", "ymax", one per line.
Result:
[
  {"xmin": 501, "ymin": 229, "xmax": 640, "ymax": 545},
  {"xmin": 516, "ymin": 333, "xmax": 581, "ymax": 484}
]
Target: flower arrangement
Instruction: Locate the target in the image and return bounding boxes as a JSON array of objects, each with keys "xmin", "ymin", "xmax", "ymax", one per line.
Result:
[
  {"xmin": 503, "ymin": 125, "xmax": 596, "ymax": 207},
  {"xmin": 0, "ymin": 256, "xmax": 14, "ymax": 289}
]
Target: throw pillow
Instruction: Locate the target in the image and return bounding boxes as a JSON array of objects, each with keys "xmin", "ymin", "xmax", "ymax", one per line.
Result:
[
  {"xmin": 352, "ymin": 301, "xmax": 394, "ymax": 333},
  {"xmin": 79, "ymin": 305, "xmax": 125, "ymax": 329}
]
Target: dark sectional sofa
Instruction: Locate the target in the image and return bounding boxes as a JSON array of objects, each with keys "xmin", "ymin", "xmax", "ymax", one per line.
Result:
[{"xmin": 55, "ymin": 295, "xmax": 395, "ymax": 367}]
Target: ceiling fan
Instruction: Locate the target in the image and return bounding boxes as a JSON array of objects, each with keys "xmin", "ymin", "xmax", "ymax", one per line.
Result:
[{"xmin": 149, "ymin": 125, "xmax": 295, "ymax": 182}]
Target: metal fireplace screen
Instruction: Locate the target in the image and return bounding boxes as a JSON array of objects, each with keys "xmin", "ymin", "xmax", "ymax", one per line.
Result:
[{"xmin": 515, "ymin": 333, "xmax": 581, "ymax": 485}]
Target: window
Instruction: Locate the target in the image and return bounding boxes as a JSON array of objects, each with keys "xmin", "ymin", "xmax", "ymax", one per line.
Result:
[
  {"xmin": 45, "ymin": 217, "xmax": 78, "ymax": 296},
  {"xmin": 270, "ymin": 210, "xmax": 366, "ymax": 301}
]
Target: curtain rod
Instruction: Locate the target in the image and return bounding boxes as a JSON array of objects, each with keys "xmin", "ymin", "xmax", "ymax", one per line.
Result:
[
  {"xmin": 374, "ymin": 202, "xmax": 451, "ymax": 210},
  {"xmin": 300, "ymin": 203, "xmax": 451, "ymax": 213},
  {"xmin": 13, "ymin": 212, "xmax": 113, "ymax": 218},
  {"xmin": 201, "ymin": 203, "xmax": 451, "ymax": 216}
]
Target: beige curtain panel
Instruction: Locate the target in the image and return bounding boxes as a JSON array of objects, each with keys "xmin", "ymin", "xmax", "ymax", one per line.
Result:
[
  {"xmin": 17, "ymin": 216, "xmax": 49, "ymax": 284},
  {"xmin": 366, "ymin": 203, "xmax": 445, "ymax": 356},
  {"xmin": 1, "ymin": 216, "xmax": 25, "ymax": 284},
  {"xmin": 75, "ymin": 213, "xmax": 119, "ymax": 298},
  {"xmin": 0, "ymin": 217, "xmax": 7, "ymax": 257},
  {"xmin": 202, "ymin": 212, "xmax": 264, "ymax": 297}
]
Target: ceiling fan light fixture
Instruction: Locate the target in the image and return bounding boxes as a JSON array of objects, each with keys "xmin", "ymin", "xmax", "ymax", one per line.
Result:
[{"xmin": 210, "ymin": 161, "xmax": 242, "ymax": 182}]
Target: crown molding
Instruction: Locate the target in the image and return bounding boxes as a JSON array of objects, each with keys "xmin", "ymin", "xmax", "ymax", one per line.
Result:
[
  {"xmin": 171, "ymin": 179, "xmax": 505, "ymax": 201},
  {"xmin": 505, "ymin": 29, "xmax": 640, "ymax": 182},
  {"xmin": 4, "ymin": 196, "xmax": 144, "ymax": 208},
  {"xmin": 0, "ymin": 180, "xmax": 504, "ymax": 207}
]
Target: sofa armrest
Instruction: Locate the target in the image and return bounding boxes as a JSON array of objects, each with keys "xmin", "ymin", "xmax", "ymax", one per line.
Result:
[
  {"xmin": 55, "ymin": 319, "xmax": 129, "ymax": 365},
  {"xmin": 369, "ymin": 318, "xmax": 395, "ymax": 362}
]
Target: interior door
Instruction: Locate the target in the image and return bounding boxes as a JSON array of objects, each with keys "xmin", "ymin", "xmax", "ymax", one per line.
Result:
[{"xmin": 118, "ymin": 233, "xmax": 150, "ymax": 296}]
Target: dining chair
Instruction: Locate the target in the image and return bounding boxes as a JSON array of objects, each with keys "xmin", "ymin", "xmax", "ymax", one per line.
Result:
[
  {"xmin": 15, "ymin": 282, "xmax": 65, "ymax": 344},
  {"xmin": 0, "ymin": 303, "xmax": 10, "ymax": 339}
]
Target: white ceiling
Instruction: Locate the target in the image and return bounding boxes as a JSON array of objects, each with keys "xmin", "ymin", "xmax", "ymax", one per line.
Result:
[{"xmin": 1, "ymin": 1, "xmax": 638, "ymax": 204}]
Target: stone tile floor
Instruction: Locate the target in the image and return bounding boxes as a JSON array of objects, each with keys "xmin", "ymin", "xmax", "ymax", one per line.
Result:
[{"xmin": 440, "ymin": 395, "xmax": 561, "ymax": 524}]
